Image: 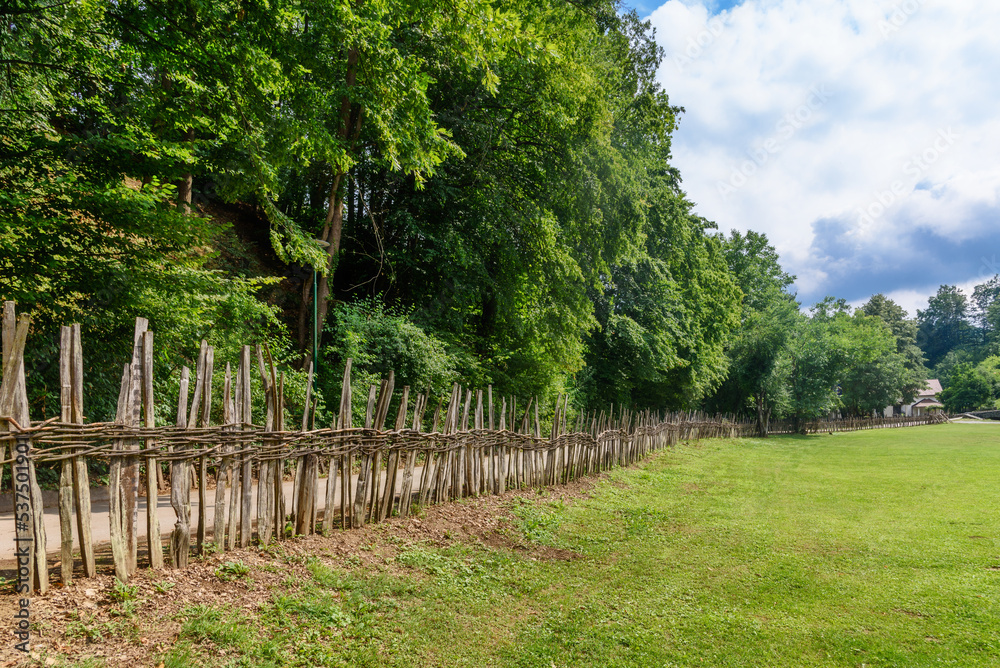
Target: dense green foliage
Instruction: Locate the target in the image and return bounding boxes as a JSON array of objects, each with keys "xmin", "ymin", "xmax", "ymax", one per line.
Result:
[
  {"xmin": 915, "ymin": 280, "xmax": 1000, "ymax": 410},
  {"xmin": 940, "ymin": 356, "xmax": 1000, "ymax": 412},
  {"xmin": 3, "ymin": 0, "xmax": 984, "ymax": 425},
  {"xmin": 1, "ymin": 0, "xmax": 745, "ymax": 420}
]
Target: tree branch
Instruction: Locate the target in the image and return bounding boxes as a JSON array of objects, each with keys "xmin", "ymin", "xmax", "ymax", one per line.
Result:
[{"xmin": 0, "ymin": 1, "xmax": 71, "ymax": 17}]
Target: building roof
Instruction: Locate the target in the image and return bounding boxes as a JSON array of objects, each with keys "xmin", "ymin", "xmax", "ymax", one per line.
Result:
[
  {"xmin": 912, "ymin": 397, "xmax": 944, "ymax": 408},
  {"xmin": 918, "ymin": 379, "xmax": 943, "ymax": 397}
]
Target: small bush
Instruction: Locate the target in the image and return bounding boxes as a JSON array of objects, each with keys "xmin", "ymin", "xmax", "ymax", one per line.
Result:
[
  {"xmin": 215, "ymin": 560, "xmax": 251, "ymax": 581},
  {"xmin": 153, "ymin": 580, "xmax": 176, "ymax": 594},
  {"xmin": 109, "ymin": 579, "xmax": 140, "ymax": 604}
]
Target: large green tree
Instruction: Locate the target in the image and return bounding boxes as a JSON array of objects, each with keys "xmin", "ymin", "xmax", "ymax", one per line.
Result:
[
  {"xmin": 833, "ymin": 313, "xmax": 910, "ymax": 417},
  {"xmin": 321, "ymin": 1, "xmax": 741, "ymax": 405},
  {"xmin": 940, "ymin": 363, "xmax": 992, "ymax": 413},
  {"xmin": 3, "ymin": 0, "xmax": 759, "ymax": 420},
  {"xmin": 776, "ymin": 298, "xmax": 912, "ymax": 428},
  {"xmin": 971, "ymin": 276, "xmax": 1000, "ymax": 332},
  {"xmin": 859, "ymin": 294, "xmax": 928, "ymax": 405},
  {"xmin": 704, "ymin": 230, "xmax": 797, "ymax": 435},
  {"xmin": 0, "ymin": 0, "xmax": 297, "ymax": 419},
  {"xmin": 917, "ymin": 285, "xmax": 972, "ymax": 368},
  {"xmin": 778, "ymin": 314, "xmax": 840, "ymax": 432}
]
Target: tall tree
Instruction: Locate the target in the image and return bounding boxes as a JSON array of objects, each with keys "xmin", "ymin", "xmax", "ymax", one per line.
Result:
[
  {"xmin": 860, "ymin": 294, "xmax": 928, "ymax": 404},
  {"xmin": 940, "ymin": 362, "xmax": 993, "ymax": 412},
  {"xmin": 779, "ymin": 315, "xmax": 840, "ymax": 432},
  {"xmin": 917, "ymin": 285, "xmax": 971, "ymax": 368},
  {"xmin": 0, "ymin": 0, "xmax": 289, "ymax": 417},
  {"xmin": 833, "ymin": 313, "xmax": 909, "ymax": 416},
  {"xmin": 705, "ymin": 230, "xmax": 797, "ymax": 434},
  {"xmin": 971, "ymin": 275, "xmax": 1000, "ymax": 332},
  {"xmin": 778, "ymin": 299, "xmax": 911, "ymax": 427}
]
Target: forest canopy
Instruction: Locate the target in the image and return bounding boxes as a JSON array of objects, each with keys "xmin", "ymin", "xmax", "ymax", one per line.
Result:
[{"xmin": 2, "ymin": 0, "xmax": 997, "ymax": 431}]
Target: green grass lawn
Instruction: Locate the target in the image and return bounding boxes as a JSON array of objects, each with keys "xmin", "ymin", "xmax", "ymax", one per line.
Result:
[{"xmin": 160, "ymin": 423, "xmax": 1000, "ymax": 667}]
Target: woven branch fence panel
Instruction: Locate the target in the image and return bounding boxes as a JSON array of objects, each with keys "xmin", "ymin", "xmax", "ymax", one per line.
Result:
[{"xmin": 0, "ymin": 303, "xmax": 946, "ymax": 594}]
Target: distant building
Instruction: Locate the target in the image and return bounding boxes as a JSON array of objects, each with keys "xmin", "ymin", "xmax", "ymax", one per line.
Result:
[{"xmin": 884, "ymin": 379, "xmax": 944, "ymax": 417}]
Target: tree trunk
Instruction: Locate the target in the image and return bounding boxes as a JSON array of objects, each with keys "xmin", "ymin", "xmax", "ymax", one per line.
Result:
[
  {"xmin": 313, "ymin": 187, "xmax": 345, "ymax": 341},
  {"xmin": 755, "ymin": 393, "xmax": 770, "ymax": 437},
  {"xmin": 298, "ymin": 45, "xmax": 361, "ymax": 360},
  {"xmin": 178, "ymin": 127, "xmax": 195, "ymax": 214},
  {"xmin": 297, "ymin": 271, "xmax": 313, "ymax": 351}
]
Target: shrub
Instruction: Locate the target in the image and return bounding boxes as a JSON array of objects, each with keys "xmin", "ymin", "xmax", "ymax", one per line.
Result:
[{"xmin": 322, "ymin": 298, "xmax": 466, "ymax": 427}]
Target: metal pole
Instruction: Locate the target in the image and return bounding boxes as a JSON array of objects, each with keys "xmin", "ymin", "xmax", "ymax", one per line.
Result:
[
  {"xmin": 313, "ymin": 270, "xmax": 319, "ymax": 375},
  {"xmin": 311, "ymin": 238, "xmax": 329, "ymax": 381}
]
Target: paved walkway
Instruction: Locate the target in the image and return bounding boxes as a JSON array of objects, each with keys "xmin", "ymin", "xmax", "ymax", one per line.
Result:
[
  {"xmin": 948, "ymin": 418, "xmax": 1000, "ymax": 424},
  {"xmin": 0, "ymin": 467, "xmax": 428, "ymax": 561}
]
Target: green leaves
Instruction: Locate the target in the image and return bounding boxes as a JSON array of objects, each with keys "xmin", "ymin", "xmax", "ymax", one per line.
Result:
[
  {"xmin": 918, "ymin": 285, "xmax": 972, "ymax": 368},
  {"xmin": 8, "ymin": 0, "xmax": 867, "ymax": 422},
  {"xmin": 941, "ymin": 356, "xmax": 1000, "ymax": 412}
]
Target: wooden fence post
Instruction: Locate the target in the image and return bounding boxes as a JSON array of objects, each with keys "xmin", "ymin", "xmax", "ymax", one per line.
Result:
[
  {"xmin": 2, "ymin": 307, "xmax": 46, "ymax": 593},
  {"xmin": 70, "ymin": 323, "xmax": 95, "ymax": 577},
  {"xmin": 122, "ymin": 318, "xmax": 147, "ymax": 576},
  {"xmin": 238, "ymin": 346, "xmax": 253, "ymax": 547},
  {"xmin": 216, "ymin": 363, "xmax": 233, "ymax": 551},
  {"xmin": 170, "ymin": 366, "xmax": 191, "ymax": 568},
  {"xmin": 256, "ymin": 345, "xmax": 276, "ymax": 544},
  {"xmin": 352, "ymin": 383, "xmax": 378, "ymax": 527},
  {"xmin": 337, "ymin": 359, "xmax": 353, "ymax": 530},
  {"xmin": 142, "ymin": 330, "xmax": 164, "ymax": 569},
  {"xmin": 58, "ymin": 326, "xmax": 75, "ymax": 584}
]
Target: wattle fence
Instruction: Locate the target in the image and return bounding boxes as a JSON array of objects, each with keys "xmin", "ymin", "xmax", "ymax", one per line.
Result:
[
  {"xmin": 0, "ymin": 302, "xmax": 945, "ymax": 595},
  {"xmin": 768, "ymin": 413, "xmax": 946, "ymax": 434}
]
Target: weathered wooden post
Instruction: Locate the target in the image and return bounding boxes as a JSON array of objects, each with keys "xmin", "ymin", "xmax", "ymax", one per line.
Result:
[
  {"xmin": 170, "ymin": 366, "xmax": 191, "ymax": 568},
  {"xmin": 257, "ymin": 345, "xmax": 277, "ymax": 543},
  {"xmin": 109, "ymin": 318, "xmax": 147, "ymax": 581},
  {"xmin": 352, "ymin": 384, "xmax": 377, "ymax": 527},
  {"xmin": 186, "ymin": 341, "xmax": 214, "ymax": 554},
  {"xmin": 215, "ymin": 363, "xmax": 233, "ymax": 551},
  {"xmin": 293, "ymin": 359, "xmax": 319, "ymax": 536},
  {"xmin": 142, "ymin": 330, "xmax": 164, "ymax": 569},
  {"xmin": 70, "ymin": 324, "xmax": 95, "ymax": 577},
  {"xmin": 378, "ymin": 385, "xmax": 408, "ymax": 520},
  {"xmin": 124, "ymin": 320, "xmax": 145, "ymax": 575},
  {"xmin": 337, "ymin": 360, "xmax": 353, "ymax": 530},
  {"xmin": 57, "ymin": 326, "xmax": 75, "ymax": 584},
  {"xmin": 224, "ymin": 363, "xmax": 241, "ymax": 550},
  {"xmin": 238, "ymin": 347, "xmax": 253, "ymax": 547},
  {"xmin": 367, "ymin": 373, "xmax": 394, "ymax": 523},
  {"xmin": 2, "ymin": 306, "xmax": 47, "ymax": 593}
]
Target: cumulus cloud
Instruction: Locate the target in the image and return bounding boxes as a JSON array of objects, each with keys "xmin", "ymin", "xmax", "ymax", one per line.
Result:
[{"xmin": 646, "ymin": 0, "xmax": 1000, "ymax": 308}]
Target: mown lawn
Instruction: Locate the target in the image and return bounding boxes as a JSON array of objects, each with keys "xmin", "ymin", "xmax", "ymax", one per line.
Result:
[{"xmin": 159, "ymin": 423, "xmax": 1000, "ymax": 667}]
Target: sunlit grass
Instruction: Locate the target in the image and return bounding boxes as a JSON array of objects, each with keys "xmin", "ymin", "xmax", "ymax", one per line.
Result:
[{"xmin": 157, "ymin": 423, "xmax": 1000, "ymax": 667}]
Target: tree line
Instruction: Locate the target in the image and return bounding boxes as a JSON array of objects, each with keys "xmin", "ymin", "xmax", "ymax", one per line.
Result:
[
  {"xmin": 915, "ymin": 280, "xmax": 1000, "ymax": 413},
  {"xmin": 2, "ymin": 0, "xmax": 996, "ymax": 435}
]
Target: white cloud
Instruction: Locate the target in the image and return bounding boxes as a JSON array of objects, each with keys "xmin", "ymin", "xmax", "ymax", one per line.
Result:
[
  {"xmin": 648, "ymin": 0, "xmax": 1000, "ymax": 305},
  {"xmin": 879, "ymin": 275, "xmax": 989, "ymax": 320}
]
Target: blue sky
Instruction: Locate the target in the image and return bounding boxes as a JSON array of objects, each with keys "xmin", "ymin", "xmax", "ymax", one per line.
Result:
[
  {"xmin": 630, "ymin": 0, "xmax": 999, "ymax": 316},
  {"xmin": 627, "ymin": 0, "xmax": 743, "ymax": 16}
]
